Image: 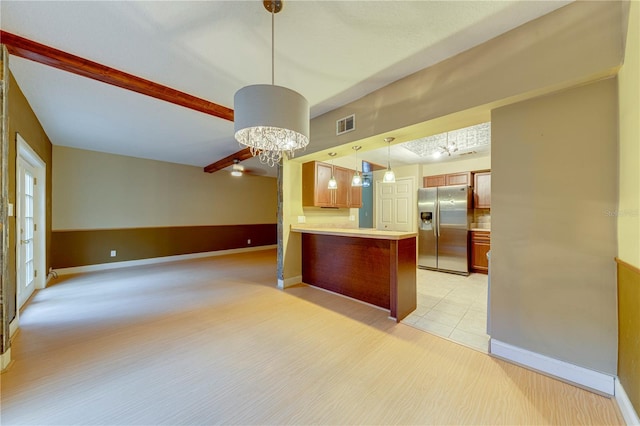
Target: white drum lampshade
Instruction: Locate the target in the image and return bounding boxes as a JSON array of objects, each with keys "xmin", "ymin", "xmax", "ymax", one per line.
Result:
[{"xmin": 234, "ymin": 84, "xmax": 309, "ymax": 165}]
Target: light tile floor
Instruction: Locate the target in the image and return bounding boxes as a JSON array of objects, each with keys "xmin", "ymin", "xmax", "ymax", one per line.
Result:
[{"xmin": 402, "ymin": 268, "xmax": 490, "ymax": 352}]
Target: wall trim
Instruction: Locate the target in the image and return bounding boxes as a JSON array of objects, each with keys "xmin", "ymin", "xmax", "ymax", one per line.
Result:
[
  {"xmin": 616, "ymin": 378, "xmax": 640, "ymax": 426},
  {"xmin": 490, "ymin": 339, "xmax": 615, "ymax": 396},
  {"xmin": 53, "ymin": 245, "xmax": 277, "ymax": 276},
  {"xmin": 9, "ymin": 317, "xmax": 18, "ymax": 338},
  {"xmin": 1, "ymin": 348, "xmax": 11, "ymax": 372},
  {"xmin": 616, "ymin": 377, "xmax": 640, "ymax": 425},
  {"xmin": 278, "ymin": 275, "xmax": 302, "ymax": 289}
]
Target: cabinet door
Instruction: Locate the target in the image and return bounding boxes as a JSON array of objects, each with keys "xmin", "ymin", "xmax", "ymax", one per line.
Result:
[
  {"xmin": 474, "ymin": 172, "xmax": 491, "ymax": 208},
  {"xmin": 424, "ymin": 175, "xmax": 446, "ymax": 188},
  {"xmin": 333, "ymin": 166, "xmax": 351, "ymax": 208},
  {"xmin": 350, "ymin": 183, "xmax": 362, "ymax": 208},
  {"xmin": 446, "ymin": 172, "xmax": 470, "ymax": 186},
  {"xmin": 471, "ymin": 241, "xmax": 490, "ymax": 273},
  {"xmin": 470, "ymin": 231, "xmax": 490, "ymax": 273},
  {"xmin": 302, "ymin": 161, "xmax": 362, "ymax": 208}
]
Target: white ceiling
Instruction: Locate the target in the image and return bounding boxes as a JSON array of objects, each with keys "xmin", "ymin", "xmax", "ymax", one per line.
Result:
[{"xmin": 1, "ymin": 0, "xmax": 571, "ymax": 177}]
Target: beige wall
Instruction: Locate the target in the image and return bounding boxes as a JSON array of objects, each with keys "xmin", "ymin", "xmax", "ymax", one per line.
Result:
[
  {"xmin": 306, "ymin": 1, "xmax": 625, "ymax": 157},
  {"xmin": 491, "ymin": 78, "xmax": 618, "ymax": 374},
  {"xmin": 617, "ymin": 0, "xmax": 640, "ymax": 416},
  {"xmin": 282, "ymin": 158, "xmax": 302, "ymax": 282},
  {"xmin": 53, "ymin": 146, "xmax": 277, "ymax": 230},
  {"xmin": 618, "ymin": 0, "xmax": 640, "ymax": 268}
]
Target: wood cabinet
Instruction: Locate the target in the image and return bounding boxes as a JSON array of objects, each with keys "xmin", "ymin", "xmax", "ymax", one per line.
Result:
[
  {"xmin": 424, "ymin": 172, "xmax": 470, "ymax": 188},
  {"xmin": 473, "ymin": 172, "xmax": 491, "ymax": 208},
  {"xmin": 470, "ymin": 230, "xmax": 490, "ymax": 274},
  {"xmin": 302, "ymin": 161, "xmax": 362, "ymax": 208},
  {"xmin": 424, "ymin": 174, "xmax": 446, "ymax": 188}
]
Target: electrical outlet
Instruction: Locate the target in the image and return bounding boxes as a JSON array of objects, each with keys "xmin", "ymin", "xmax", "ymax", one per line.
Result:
[
  {"xmin": 349, "ymin": 215, "xmax": 355, "ymax": 221},
  {"xmin": 247, "ymin": 239, "xmax": 251, "ymax": 245},
  {"xmin": 110, "ymin": 250, "xmax": 116, "ymax": 257}
]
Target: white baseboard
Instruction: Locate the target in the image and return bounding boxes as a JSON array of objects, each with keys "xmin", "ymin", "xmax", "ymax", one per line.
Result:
[
  {"xmin": 278, "ymin": 275, "xmax": 302, "ymax": 289},
  {"xmin": 490, "ymin": 339, "xmax": 615, "ymax": 396},
  {"xmin": 9, "ymin": 317, "xmax": 19, "ymax": 339},
  {"xmin": 616, "ymin": 378, "xmax": 640, "ymax": 425},
  {"xmin": 1, "ymin": 348, "xmax": 11, "ymax": 372},
  {"xmin": 54, "ymin": 245, "xmax": 277, "ymax": 276}
]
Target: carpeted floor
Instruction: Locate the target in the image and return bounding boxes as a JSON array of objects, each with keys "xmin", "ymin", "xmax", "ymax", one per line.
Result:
[{"xmin": 0, "ymin": 248, "xmax": 623, "ymax": 425}]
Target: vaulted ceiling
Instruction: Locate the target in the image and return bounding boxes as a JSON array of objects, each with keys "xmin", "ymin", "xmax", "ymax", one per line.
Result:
[{"xmin": 1, "ymin": 1, "xmax": 571, "ymax": 176}]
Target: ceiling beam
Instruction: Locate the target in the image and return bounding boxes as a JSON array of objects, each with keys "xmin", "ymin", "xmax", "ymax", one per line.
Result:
[
  {"xmin": 203, "ymin": 147, "xmax": 253, "ymax": 173},
  {"xmin": 0, "ymin": 31, "xmax": 234, "ymax": 121}
]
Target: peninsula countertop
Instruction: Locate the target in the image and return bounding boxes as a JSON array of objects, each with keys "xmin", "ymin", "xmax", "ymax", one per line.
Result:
[{"xmin": 290, "ymin": 225, "xmax": 416, "ymax": 240}]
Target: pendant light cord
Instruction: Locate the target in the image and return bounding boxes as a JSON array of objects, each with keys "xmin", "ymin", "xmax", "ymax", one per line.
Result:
[{"xmin": 271, "ymin": 5, "xmax": 275, "ymax": 86}]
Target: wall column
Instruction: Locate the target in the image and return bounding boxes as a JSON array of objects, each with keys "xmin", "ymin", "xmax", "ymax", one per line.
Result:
[{"xmin": 0, "ymin": 46, "xmax": 11, "ymax": 370}]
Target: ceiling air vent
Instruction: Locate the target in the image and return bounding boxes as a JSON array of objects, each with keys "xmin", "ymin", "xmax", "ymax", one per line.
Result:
[{"xmin": 336, "ymin": 114, "xmax": 355, "ymax": 136}]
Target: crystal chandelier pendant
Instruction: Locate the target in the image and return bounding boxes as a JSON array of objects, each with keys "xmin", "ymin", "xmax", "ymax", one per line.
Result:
[{"xmin": 233, "ymin": 1, "xmax": 309, "ymax": 166}]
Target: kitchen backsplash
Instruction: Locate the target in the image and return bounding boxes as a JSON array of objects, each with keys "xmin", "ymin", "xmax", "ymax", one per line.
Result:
[{"xmin": 474, "ymin": 209, "xmax": 491, "ymax": 225}]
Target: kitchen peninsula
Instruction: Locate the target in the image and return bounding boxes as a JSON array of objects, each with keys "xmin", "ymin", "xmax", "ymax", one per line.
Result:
[{"xmin": 291, "ymin": 226, "xmax": 417, "ymax": 321}]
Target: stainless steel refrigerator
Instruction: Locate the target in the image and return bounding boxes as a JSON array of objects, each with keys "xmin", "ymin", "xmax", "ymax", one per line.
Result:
[{"xmin": 418, "ymin": 185, "xmax": 470, "ymax": 275}]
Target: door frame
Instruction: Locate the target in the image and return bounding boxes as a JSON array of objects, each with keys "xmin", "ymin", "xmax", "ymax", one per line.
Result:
[{"xmin": 15, "ymin": 133, "xmax": 46, "ymax": 310}]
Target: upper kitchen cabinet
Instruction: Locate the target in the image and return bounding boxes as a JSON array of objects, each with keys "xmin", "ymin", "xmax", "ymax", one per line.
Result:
[
  {"xmin": 473, "ymin": 171, "xmax": 491, "ymax": 208},
  {"xmin": 302, "ymin": 161, "xmax": 362, "ymax": 208},
  {"xmin": 424, "ymin": 172, "xmax": 471, "ymax": 188}
]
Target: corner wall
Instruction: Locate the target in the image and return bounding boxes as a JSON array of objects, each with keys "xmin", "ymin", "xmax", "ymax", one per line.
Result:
[
  {"xmin": 491, "ymin": 78, "xmax": 618, "ymax": 375},
  {"xmin": 616, "ymin": 0, "xmax": 640, "ymax": 417}
]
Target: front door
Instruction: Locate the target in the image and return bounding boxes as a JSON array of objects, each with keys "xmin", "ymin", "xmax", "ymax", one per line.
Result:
[{"xmin": 17, "ymin": 157, "xmax": 37, "ymax": 308}]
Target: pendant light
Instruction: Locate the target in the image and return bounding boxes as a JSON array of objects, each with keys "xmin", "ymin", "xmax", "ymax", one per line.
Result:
[
  {"xmin": 234, "ymin": 0, "xmax": 309, "ymax": 167},
  {"xmin": 383, "ymin": 137, "xmax": 396, "ymax": 183},
  {"xmin": 351, "ymin": 146, "xmax": 362, "ymax": 187},
  {"xmin": 327, "ymin": 152, "xmax": 338, "ymax": 189}
]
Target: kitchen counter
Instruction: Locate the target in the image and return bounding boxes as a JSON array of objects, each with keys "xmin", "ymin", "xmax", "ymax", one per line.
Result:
[
  {"xmin": 291, "ymin": 226, "xmax": 417, "ymax": 322},
  {"xmin": 470, "ymin": 223, "xmax": 491, "ymax": 232},
  {"xmin": 291, "ymin": 225, "xmax": 416, "ymax": 240}
]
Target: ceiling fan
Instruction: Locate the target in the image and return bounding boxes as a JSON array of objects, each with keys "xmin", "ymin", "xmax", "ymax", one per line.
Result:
[{"xmin": 229, "ymin": 159, "xmax": 265, "ymax": 177}]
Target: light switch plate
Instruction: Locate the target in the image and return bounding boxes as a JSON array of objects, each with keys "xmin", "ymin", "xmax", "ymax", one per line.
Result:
[
  {"xmin": 8, "ymin": 203, "xmax": 14, "ymax": 217},
  {"xmin": 297, "ymin": 216, "xmax": 306, "ymax": 223}
]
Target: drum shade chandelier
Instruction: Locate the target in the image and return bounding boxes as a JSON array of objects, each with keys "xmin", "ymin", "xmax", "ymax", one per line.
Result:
[{"xmin": 234, "ymin": 0, "xmax": 310, "ymax": 167}]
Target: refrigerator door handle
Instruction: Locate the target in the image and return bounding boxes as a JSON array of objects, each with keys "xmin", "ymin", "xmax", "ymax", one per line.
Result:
[{"xmin": 436, "ymin": 201, "xmax": 441, "ymax": 237}]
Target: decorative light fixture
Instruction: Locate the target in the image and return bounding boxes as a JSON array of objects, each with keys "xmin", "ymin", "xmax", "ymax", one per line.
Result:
[
  {"xmin": 383, "ymin": 137, "xmax": 396, "ymax": 183},
  {"xmin": 233, "ymin": 0, "xmax": 309, "ymax": 167},
  {"xmin": 351, "ymin": 146, "xmax": 362, "ymax": 187},
  {"xmin": 432, "ymin": 132, "xmax": 458, "ymax": 158},
  {"xmin": 230, "ymin": 159, "xmax": 243, "ymax": 177},
  {"xmin": 327, "ymin": 152, "xmax": 338, "ymax": 189}
]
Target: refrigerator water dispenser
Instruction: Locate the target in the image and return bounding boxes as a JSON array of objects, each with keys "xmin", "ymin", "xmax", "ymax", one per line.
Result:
[{"xmin": 420, "ymin": 211, "xmax": 433, "ymax": 231}]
